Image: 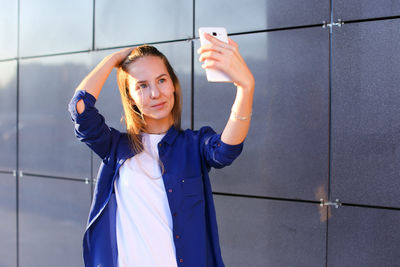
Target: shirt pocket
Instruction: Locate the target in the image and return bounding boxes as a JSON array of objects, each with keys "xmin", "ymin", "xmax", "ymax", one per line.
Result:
[{"xmin": 181, "ymin": 175, "xmax": 204, "ymax": 197}]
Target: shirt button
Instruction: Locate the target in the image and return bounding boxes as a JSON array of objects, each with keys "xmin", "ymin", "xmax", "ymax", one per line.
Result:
[
  {"xmin": 181, "ymin": 179, "xmax": 184, "ymax": 183},
  {"xmin": 179, "ymin": 259, "xmax": 183, "ymax": 263},
  {"xmin": 158, "ymin": 143, "xmax": 162, "ymax": 147},
  {"xmin": 175, "ymin": 235, "xmax": 180, "ymax": 239},
  {"xmin": 168, "ymin": 189, "xmax": 173, "ymax": 193},
  {"xmin": 173, "ymin": 212, "xmax": 177, "ymax": 217}
]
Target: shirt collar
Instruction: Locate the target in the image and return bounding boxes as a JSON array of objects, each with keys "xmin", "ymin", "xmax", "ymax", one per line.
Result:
[
  {"xmin": 119, "ymin": 124, "xmax": 180, "ymax": 161},
  {"xmin": 161, "ymin": 124, "xmax": 180, "ymax": 145}
]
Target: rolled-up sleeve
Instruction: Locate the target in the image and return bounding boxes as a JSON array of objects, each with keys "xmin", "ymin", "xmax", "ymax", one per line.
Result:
[
  {"xmin": 68, "ymin": 90, "xmax": 112, "ymax": 159},
  {"xmin": 200, "ymin": 126, "xmax": 244, "ymax": 169}
]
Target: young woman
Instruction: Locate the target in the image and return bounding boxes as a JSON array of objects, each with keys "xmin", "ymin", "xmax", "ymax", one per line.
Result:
[{"xmin": 68, "ymin": 33, "xmax": 254, "ymax": 267}]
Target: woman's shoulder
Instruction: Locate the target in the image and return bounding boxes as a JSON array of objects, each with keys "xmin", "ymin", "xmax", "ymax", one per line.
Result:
[
  {"xmin": 101, "ymin": 128, "xmax": 134, "ymax": 165},
  {"xmin": 116, "ymin": 130, "xmax": 133, "ymax": 151}
]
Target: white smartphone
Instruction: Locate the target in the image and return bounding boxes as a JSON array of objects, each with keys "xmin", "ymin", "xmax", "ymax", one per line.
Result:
[{"xmin": 198, "ymin": 27, "xmax": 232, "ymax": 82}]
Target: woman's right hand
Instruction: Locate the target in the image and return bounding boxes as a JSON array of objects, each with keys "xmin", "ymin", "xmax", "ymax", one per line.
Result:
[
  {"xmin": 74, "ymin": 47, "xmax": 135, "ymax": 114},
  {"xmin": 110, "ymin": 47, "xmax": 135, "ymax": 67}
]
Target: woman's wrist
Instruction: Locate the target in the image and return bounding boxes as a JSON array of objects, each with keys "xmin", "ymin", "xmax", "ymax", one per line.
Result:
[
  {"xmin": 230, "ymin": 108, "xmax": 252, "ymax": 121},
  {"xmin": 236, "ymin": 83, "xmax": 255, "ymax": 96},
  {"xmin": 235, "ymin": 75, "xmax": 255, "ymax": 92}
]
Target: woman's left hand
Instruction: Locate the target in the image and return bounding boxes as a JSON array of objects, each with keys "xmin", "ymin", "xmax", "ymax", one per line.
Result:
[{"xmin": 197, "ymin": 33, "xmax": 255, "ymax": 90}]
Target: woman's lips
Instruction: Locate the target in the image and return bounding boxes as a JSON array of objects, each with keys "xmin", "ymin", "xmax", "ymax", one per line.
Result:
[{"xmin": 152, "ymin": 102, "xmax": 166, "ymax": 108}]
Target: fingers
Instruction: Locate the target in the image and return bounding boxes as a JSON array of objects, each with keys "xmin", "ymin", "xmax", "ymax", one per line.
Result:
[
  {"xmin": 121, "ymin": 47, "xmax": 135, "ymax": 59},
  {"xmin": 197, "ymin": 48, "xmax": 222, "ymax": 71},
  {"xmin": 197, "ymin": 33, "xmax": 235, "ymax": 54},
  {"xmin": 200, "ymin": 58, "xmax": 222, "ymax": 70},
  {"xmin": 123, "ymin": 46, "xmax": 134, "ymax": 54},
  {"xmin": 198, "ymin": 50, "xmax": 223, "ymax": 63},
  {"xmin": 197, "ymin": 43, "xmax": 220, "ymax": 55},
  {"xmin": 113, "ymin": 47, "xmax": 135, "ymax": 67},
  {"xmin": 228, "ymin": 37, "xmax": 238, "ymax": 48},
  {"xmin": 204, "ymin": 32, "xmax": 226, "ymax": 45},
  {"xmin": 197, "ymin": 33, "xmax": 249, "ymax": 83}
]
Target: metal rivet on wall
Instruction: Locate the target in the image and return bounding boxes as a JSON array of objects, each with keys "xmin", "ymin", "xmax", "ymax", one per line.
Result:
[
  {"xmin": 322, "ymin": 19, "xmax": 344, "ymax": 29},
  {"xmin": 320, "ymin": 198, "xmax": 342, "ymax": 208}
]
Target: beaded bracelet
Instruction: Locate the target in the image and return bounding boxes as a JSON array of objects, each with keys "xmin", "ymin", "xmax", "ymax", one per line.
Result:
[{"xmin": 230, "ymin": 108, "xmax": 252, "ymax": 121}]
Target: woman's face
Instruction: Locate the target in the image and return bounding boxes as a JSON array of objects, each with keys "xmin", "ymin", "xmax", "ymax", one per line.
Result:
[{"xmin": 127, "ymin": 56, "xmax": 175, "ymax": 125}]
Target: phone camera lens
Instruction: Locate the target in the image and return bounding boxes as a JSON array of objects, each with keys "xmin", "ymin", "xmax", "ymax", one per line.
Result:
[{"xmin": 212, "ymin": 32, "xmax": 217, "ymax": 36}]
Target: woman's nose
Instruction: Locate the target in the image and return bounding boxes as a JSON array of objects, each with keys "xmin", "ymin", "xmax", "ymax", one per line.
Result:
[{"xmin": 150, "ymin": 84, "xmax": 161, "ymax": 98}]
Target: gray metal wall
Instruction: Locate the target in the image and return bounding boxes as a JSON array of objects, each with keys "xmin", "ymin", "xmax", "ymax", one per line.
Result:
[{"xmin": 0, "ymin": 0, "xmax": 399, "ymax": 266}]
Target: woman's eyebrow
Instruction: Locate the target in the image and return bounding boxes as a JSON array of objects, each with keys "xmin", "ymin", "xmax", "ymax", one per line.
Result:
[
  {"xmin": 137, "ymin": 74, "xmax": 167, "ymax": 84},
  {"xmin": 156, "ymin": 73, "xmax": 168, "ymax": 79}
]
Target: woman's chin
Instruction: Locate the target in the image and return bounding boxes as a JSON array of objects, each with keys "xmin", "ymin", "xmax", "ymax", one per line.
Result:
[{"xmin": 144, "ymin": 112, "xmax": 172, "ymax": 122}]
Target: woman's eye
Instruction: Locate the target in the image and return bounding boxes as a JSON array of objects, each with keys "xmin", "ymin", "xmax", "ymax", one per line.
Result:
[
  {"xmin": 138, "ymin": 83, "xmax": 147, "ymax": 89},
  {"xmin": 159, "ymin": 78, "xmax": 166, "ymax": 84}
]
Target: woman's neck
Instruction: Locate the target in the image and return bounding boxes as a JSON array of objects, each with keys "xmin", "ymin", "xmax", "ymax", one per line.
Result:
[{"xmin": 144, "ymin": 115, "xmax": 173, "ymax": 134}]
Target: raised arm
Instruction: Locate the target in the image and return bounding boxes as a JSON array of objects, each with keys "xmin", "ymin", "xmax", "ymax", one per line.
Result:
[
  {"xmin": 68, "ymin": 47, "xmax": 133, "ymax": 160},
  {"xmin": 197, "ymin": 33, "xmax": 255, "ymax": 145},
  {"xmin": 75, "ymin": 47, "xmax": 133, "ymax": 114}
]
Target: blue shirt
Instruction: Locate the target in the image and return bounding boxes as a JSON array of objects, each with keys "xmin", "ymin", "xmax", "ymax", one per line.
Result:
[{"xmin": 68, "ymin": 90, "xmax": 244, "ymax": 267}]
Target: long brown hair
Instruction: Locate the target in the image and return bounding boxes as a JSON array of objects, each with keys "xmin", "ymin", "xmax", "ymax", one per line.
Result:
[{"xmin": 117, "ymin": 45, "xmax": 182, "ymax": 154}]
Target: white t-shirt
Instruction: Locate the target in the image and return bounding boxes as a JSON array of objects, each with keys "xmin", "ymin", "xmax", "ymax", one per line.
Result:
[{"xmin": 114, "ymin": 133, "xmax": 177, "ymax": 267}]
